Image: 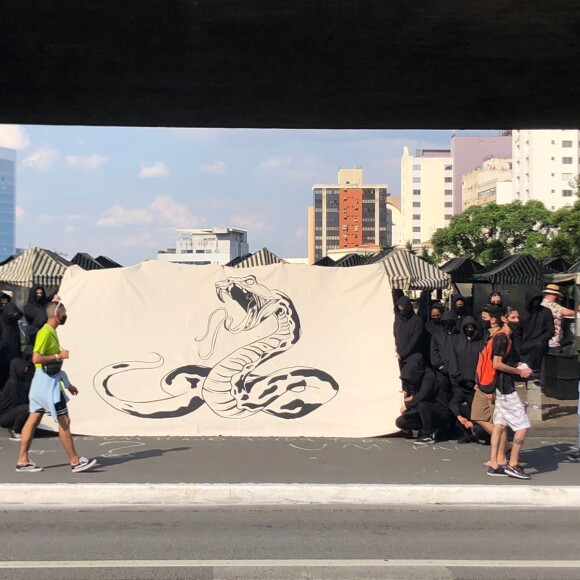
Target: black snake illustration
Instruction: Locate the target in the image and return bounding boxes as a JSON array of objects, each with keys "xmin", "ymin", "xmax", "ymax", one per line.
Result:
[{"xmin": 93, "ymin": 275, "xmax": 339, "ymax": 419}]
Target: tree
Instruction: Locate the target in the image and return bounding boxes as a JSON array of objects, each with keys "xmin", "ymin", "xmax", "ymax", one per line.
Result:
[
  {"xmin": 432, "ymin": 201, "xmax": 556, "ymax": 265},
  {"xmin": 548, "ymin": 198, "xmax": 580, "ymax": 264}
]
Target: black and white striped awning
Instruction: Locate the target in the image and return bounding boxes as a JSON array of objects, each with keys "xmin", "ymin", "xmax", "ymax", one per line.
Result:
[
  {"xmin": 377, "ymin": 249, "xmax": 451, "ymax": 290},
  {"xmin": 333, "ymin": 253, "xmax": 368, "ymax": 268},
  {"xmin": 440, "ymin": 257, "xmax": 483, "ymax": 283},
  {"xmin": 313, "ymin": 256, "xmax": 336, "ymax": 267},
  {"xmin": 94, "ymin": 255, "xmax": 122, "ymax": 268},
  {"xmin": 0, "ymin": 247, "xmax": 70, "ymax": 287},
  {"xmin": 71, "ymin": 252, "xmax": 104, "ymax": 271},
  {"xmin": 233, "ymin": 247, "xmax": 287, "ymax": 268},
  {"xmin": 472, "ymin": 254, "xmax": 544, "ymax": 285}
]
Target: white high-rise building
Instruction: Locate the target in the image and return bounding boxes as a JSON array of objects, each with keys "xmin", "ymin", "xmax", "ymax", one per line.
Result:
[
  {"xmin": 157, "ymin": 227, "xmax": 249, "ymax": 265},
  {"xmin": 401, "ymin": 147, "xmax": 454, "ymax": 245},
  {"xmin": 512, "ymin": 129, "xmax": 579, "ymax": 210}
]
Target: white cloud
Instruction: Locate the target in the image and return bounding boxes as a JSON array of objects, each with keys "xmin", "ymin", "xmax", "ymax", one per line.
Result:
[
  {"xmin": 65, "ymin": 154, "xmax": 108, "ymax": 172},
  {"xmin": 0, "ymin": 124, "xmax": 31, "ymax": 150},
  {"xmin": 22, "ymin": 145, "xmax": 61, "ymax": 171},
  {"xmin": 199, "ymin": 160, "xmax": 226, "ymax": 175},
  {"xmin": 294, "ymin": 227, "xmax": 307, "ymax": 239},
  {"xmin": 97, "ymin": 195, "xmax": 203, "ymax": 229},
  {"xmin": 37, "ymin": 213, "xmax": 84, "ymax": 224},
  {"xmin": 257, "ymin": 157, "xmax": 292, "ymax": 170},
  {"xmin": 15, "ymin": 206, "xmax": 25, "ymax": 222},
  {"xmin": 64, "ymin": 225, "xmax": 77, "ymax": 234},
  {"xmin": 139, "ymin": 161, "xmax": 170, "ymax": 178},
  {"xmin": 230, "ymin": 213, "xmax": 273, "ymax": 234}
]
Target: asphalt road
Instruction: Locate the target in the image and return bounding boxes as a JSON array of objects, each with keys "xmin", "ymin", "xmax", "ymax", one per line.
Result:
[{"xmin": 1, "ymin": 507, "xmax": 579, "ymax": 579}]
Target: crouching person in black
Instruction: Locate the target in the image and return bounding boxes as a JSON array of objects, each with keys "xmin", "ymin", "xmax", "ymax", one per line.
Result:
[
  {"xmin": 0, "ymin": 358, "xmax": 33, "ymax": 440},
  {"xmin": 450, "ymin": 316, "xmax": 488, "ymax": 444},
  {"xmin": 395, "ymin": 353, "xmax": 453, "ymax": 445}
]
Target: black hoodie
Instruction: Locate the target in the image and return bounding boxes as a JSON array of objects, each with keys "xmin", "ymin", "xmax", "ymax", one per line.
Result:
[
  {"xmin": 23, "ymin": 286, "xmax": 49, "ymax": 347},
  {"xmin": 430, "ymin": 310, "xmax": 460, "ymax": 373},
  {"xmin": 0, "ymin": 358, "xmax": 32, "ymax": 415},
  {"xmin": 452, "ymin": 316, "xmax": 485, "ymax": 385},
  {"xmin": 393, "ymin": 296, "xmax": 425, "ymax": 361},
  {"xmin": 515, "ymin": 290, "xmax": 555, "ymax": 369},
  {"xmin": 402, "ymin": 353, "xmax": 449, "ymax": 411},
  {"xmin": 425, "ymin": 302, "xmax": 445, "ymax": 339},
  {"xmin": 0, "ymin": 296, "xmax": 23, "ymax": 352},
  {"xmin": 450, "ymin": 294, "xmax": 469, "ymax": 321}
]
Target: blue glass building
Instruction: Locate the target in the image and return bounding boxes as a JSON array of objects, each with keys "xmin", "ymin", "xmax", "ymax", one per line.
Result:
[{"xmin": 0, "ymin": 147, "xmax": 16, "ymax": 262}]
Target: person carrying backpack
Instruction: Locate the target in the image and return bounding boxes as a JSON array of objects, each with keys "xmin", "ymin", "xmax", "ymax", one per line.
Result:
[{"xmin": 481, "ymin": 306, "xmax": 533, "ymax": 479}]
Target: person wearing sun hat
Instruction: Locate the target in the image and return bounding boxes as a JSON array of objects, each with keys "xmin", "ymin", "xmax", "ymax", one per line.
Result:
[{"xmin": 541, "ymin": 284, "xmax": 575, "ymax": 350}]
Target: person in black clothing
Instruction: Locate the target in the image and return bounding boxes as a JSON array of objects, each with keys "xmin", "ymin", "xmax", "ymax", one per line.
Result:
[
  {"xmin": 0, "ymin": 358, "xmax": 33, "ymax": 440},
  {"xmin": 430, "ymin": 310, "xmax": 459, "ymax": 392},
  {"xmin": 425, "ymin": 303, "xmax": 445, "ymax": 340},
  {"xmin": 450, "ymin": 294, "xmax": 469, "ymax": 322},
  {"xmin": 0, "ymin": 291, "xmax": 23, "ymax": 390},
  {"xmin": 393, "ymin": 296, "xmax": 425, "ymax": 367},
  {"xmin": 450, "ymin": 316, "xmax": 487, "ymax": 444},
  {"xmin": 395, "ymin": 353, "xmax": 453, "ymax": 445},
  {"xmin": 488, "ymin": 291, "xmax": 503, "ymax": 307},
  {"xmin": 23, "ymin": 286, "xmax": 49, "ymax": 353},
  {"xmin": 514, "ymin": 291, "xmax": 554, "ymax": 379}
]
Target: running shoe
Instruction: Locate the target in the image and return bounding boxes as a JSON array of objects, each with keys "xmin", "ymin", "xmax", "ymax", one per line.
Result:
[
  {"xmin": 504, "ymin": 464, "xmax": 531, "ymax": 480},
  {"xmin": 486, "ymin": 465, "xmax": 507, "ymax": 477},
  {"xmin": 8, "ymin": 428, "xmax": 21, "ymax": 441},
  {"xmin": 414, "ymin": 436, "xmax": 435, "ymax": 446}
]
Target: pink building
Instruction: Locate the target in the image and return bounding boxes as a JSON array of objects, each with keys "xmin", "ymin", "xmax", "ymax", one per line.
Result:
[{"xmin": 451, "ymin": 132, "xmax": 512, "ymax": 213}]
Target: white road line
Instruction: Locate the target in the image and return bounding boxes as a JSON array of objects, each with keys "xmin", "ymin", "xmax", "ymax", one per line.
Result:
[{"xmin": 1, "ymin": 560, "xmax": 580, "ymax": 569}]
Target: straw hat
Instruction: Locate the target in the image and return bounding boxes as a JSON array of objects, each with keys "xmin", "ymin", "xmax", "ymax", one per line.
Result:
[{"xmin": 542, "ymin": 283, "xmax": 563, "ymax": 297}]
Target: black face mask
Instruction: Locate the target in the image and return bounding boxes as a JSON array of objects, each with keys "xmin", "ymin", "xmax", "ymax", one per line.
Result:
[
  {"xmin": 442, "ymin": 322, "xmax": 456, "ymax": 334},
  {"xmin": 507, "ymin": 321, "xmax": 520, "ymax": 332},
  {"xmin": 34, "ymin": 295, "xmax": 45, "ymax": 305},
  {"xmin": 431, "ymin": 318, "xmax": 442, "ymax": 325},
  {"xmin": 480, "ymin": 319, "xmax": 491, "ymax": 330},
  {"xmin": 57, "ymin": 315, "xmax": 68, "ymax": 326},
  {"xmin": 464, "ymin": 327, "xmax": 476, "ymax": 338},
  {"xmin": 398, "ymin": 309, "xmax": 413, "ymax": 320}
]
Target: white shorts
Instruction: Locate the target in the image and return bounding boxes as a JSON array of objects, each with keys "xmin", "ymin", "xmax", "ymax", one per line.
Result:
[{"xmin": 493, "ymin": 391, "xmax": 531, "ymax": 431}]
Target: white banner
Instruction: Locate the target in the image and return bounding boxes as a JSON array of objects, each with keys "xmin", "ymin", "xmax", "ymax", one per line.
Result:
[{"xmin": 52, "ymin": 261, "xmax": 399, "ymax": 436}]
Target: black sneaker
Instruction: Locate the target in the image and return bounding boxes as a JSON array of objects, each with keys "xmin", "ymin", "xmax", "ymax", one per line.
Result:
[
  {"xmin": 504, "ymin": 464, "xmax": 531, "ymax": 480},
  {"xmin": 567, "ymin": 451, "xmax": 580, "ymax": 462},
  {"xmin": 8, "ymin": 428, "xmax": 21, "ymax": 441},
  {"xmin": 415, "ymin": 436, "xmax": 435, "ymax": 446},
  {"xmin": 486, "ymin": 465, "xmax": 507, "ymax": 477}
]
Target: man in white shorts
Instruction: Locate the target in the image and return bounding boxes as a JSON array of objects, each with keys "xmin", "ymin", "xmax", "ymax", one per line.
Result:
[{"xmin": 487, "ymin": 306, "xmax": 533, "ymax": 480}]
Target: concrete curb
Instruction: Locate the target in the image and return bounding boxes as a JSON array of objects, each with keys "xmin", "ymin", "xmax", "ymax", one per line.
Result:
[{"xmin": 2, "ymin": 483, "xmax": 580, "ymax": 508}]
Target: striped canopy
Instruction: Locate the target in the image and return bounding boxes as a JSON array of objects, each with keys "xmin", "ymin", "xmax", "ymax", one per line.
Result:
[
  {"xmin": 71, "ymin": 252, "xmax": 104, "ymax": 271},
  {"xmin": 333, "ymin": 253, "xmax": 368, "ymax": 268},
  {"xmin": 472, "ymin": 254, "xmax": 544, "ymax": 285},
  {"xmin": 232, "ymin": 247, "xmax": 287, "ymax": 268},
  {"xmin": 0, "ymin": 247, "xmax": 70, "ymax": 287},
  {"xmin": 376, "ymin": 249, "xmax": 451, "ymax": 290},
  {"xmin": 440, "ymin": 257, "xmax": 483, "ymax": 283}
]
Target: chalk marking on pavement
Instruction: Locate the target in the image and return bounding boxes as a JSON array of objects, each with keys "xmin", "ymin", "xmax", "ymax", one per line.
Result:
[{"xmin": 1, "ymin": 560, "xmax": 580, "ymax": 569}]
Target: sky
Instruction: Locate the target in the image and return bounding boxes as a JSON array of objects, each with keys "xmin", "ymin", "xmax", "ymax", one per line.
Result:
[{"xmin": 0, "ymin": 124, "xmax": 499, "ymax": 265}]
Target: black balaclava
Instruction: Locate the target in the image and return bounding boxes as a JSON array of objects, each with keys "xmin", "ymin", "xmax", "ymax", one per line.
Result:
[
  {"xmin": 395, "ymin": 296, "xmax": 414, "ymax": 320},
  {"xmin": 461, "ymin": 316, "xmax": 480, "ymax": 341},
  {"xmin": 429, "ymin": 303, "xmax": 445, "ymax": 325},
  {"xmin": 440, "ymin": 310, "xmax": 457, "ymax": 335},
  {"xmin": 452, "ymin": 295, "xmax": 465, "ymax": 315}
]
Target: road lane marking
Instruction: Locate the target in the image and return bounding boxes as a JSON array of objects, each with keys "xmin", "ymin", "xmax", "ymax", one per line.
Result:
[{"xmin": 1, "ymin": 560, "xmax": 580, "ymax": 569}]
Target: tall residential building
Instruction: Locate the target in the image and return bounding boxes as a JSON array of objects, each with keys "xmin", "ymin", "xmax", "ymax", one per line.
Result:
[
  {"xmin": 450, "ymin": 133, "xmax": 512, "ymax": 212},
  {"xmin": 401, "ymin": 147, "xmax": 453, "ymax": 245},
  {"xmin": 309, "ymin": 168, "xmax": 388, "ymax": 263},
  {"xmin": 157, "ymin": 227, "xmax": 248, "ymax": 265},
  {"xmin": 462, "ymin": 157, "xmax": 513, "ymax": 209},
  {"xmin": 0, "ymin": 147, "xmax": 16, "ymax": 261},
  {"xmin": 386, "ymin": 196, "xmax": 404, "ymax": 247},
  {"xmin": 512, "ymin": 129, "xmax": 580, "ymax": 210}
]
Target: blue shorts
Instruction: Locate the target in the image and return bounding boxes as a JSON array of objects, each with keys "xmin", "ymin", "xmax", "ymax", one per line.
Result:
[{"xmin": 30, "ymin": 391, "xmax": 69, "ymax": 417}]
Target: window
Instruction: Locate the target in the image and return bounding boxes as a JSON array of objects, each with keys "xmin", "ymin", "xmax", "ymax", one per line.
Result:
[
  {"xmin": 444, "ymin": 177, "xmax": 452, "ymax": 183},
  {"xmin": 341, "ymin": 225, "xmax": 348, "ymax": 230},
  {"xmin": 412, "ymin": 177, "xmax": 421, "ymax": 183},
  {"xmin": 562, "ymin": 157, "xmax": 573, "ymax": 164},
  {"xmin": 563, "ymin": 189, "xmax": 573, "ymax": 197},
  {"xmin": 562, "ymin": 140, "xmax": 573, "ymax": 147},
  {"xmin": 562, "ymin": 173, "xmax": 573, "ymax": 181},
  {"xmin": 412, "ymin": 164, "xmax": 421, "ymax": 170},
  {"xmin": 412, "ymin": 189, "xmax": 421, "ymax": 196},
  {"xmin": 444, "ymin": 164, "xmax": 453, "ymax": 171},
  {"xmin": 412, "ymin": 202, "xmax": 421, "ymax": 208},
  {"xmin": 444, "ymin": 189, "xmax": 452, "ymax": 195},
  {"xmin": 445, "ymin": 214, "xmax": 453, "ymax": 220},
  {"xmin": 412, "ymin": 214, "xmax": 420, "ymax": 220},
  {"xmin": 412, "ymin": 238, "xmax": 421, "ymax": 244},
  {"xmin": 444, "ymin": 202, "xmax": 453, "ymax": 208},
  {"xmin": 412, "ymin": 226, "xmax": 420, "ymax": 233},
  {"xmin": 551, "ymin": 157, "xmax": 555, "ymax": 161}
]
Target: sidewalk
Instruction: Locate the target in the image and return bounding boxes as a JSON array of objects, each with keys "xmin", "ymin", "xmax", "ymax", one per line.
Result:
[{"xmin": 1, "ymin": 433, "xmax": 579, "ymax": 507}]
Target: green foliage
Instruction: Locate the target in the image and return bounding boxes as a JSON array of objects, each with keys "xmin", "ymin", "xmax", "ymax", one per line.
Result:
[
  {"xmin": 432, "ymin": 201, "xmax": 560, "ymax": 265},
  {"xmin": 547, "ymin": 198, "xmax": 580, "ymax": 264}
]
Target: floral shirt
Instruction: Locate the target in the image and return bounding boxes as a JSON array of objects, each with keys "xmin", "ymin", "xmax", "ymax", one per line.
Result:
[{"xmin": 541, "ymin": 298, "xmax": 564, "ymax": 348}]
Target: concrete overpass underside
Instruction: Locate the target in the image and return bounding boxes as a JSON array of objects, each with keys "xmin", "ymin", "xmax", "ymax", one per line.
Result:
[{"xmin": 1, "ymin": 1, "xmax": 579, "ymax": 129}]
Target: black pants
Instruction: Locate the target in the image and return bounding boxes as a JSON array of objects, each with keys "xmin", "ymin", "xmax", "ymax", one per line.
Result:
[
  {"xmin": 396, "ymin": 409, "xmax": 422, "ymax": 432},
  {"xmin": 418, "ymin": 401, "xmax": 453, "ymax": 436},
  {"xmin": 0, "ymin": 404, "xmax": 29, "ymax": 433}
]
